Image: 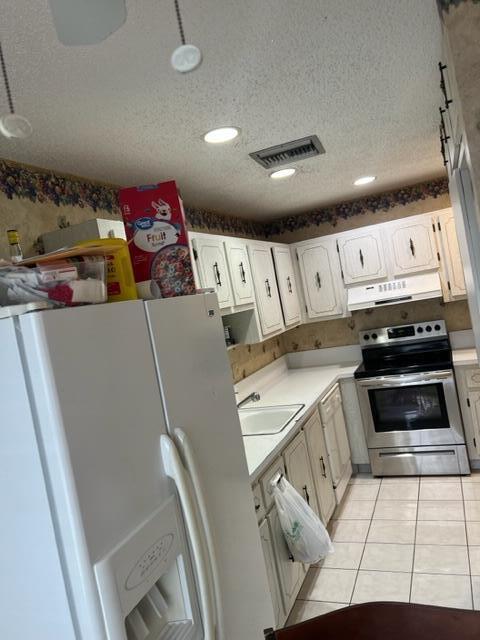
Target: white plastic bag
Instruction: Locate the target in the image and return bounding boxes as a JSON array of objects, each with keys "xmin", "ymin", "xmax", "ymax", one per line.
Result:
[{"xmin": 271, "ymin": 476, "xmax": 334, "ymax": 564}]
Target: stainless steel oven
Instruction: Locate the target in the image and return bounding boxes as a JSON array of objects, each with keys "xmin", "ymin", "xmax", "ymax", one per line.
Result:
[{"xmin": 355, "ymin": 321, "xmax": 469, "ymax": 476}]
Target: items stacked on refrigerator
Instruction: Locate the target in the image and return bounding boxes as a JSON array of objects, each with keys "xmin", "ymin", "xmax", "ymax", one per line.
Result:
[{"xmin": 119, "ymin": 180, "xmax": 196, "ymax": 299}]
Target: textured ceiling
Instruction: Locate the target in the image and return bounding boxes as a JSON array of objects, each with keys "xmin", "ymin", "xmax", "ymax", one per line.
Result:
[{"xmin": 1, "ymin": 0, "xmax": 445, "ymax": 220}]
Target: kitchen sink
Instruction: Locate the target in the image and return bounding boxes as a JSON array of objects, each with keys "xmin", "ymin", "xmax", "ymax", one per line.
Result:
[{"xmin": 238, "ymin": 404, "xmax": 305, "ymax": 436}]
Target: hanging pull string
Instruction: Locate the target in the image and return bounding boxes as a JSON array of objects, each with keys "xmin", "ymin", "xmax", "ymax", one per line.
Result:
[
  {"xmin": 0, "ymin": 41, "xmax": 14, "ymax": 114},
  {"xmin": 174, "ymin": 0, "xmax": 186, "ymax": 45}
]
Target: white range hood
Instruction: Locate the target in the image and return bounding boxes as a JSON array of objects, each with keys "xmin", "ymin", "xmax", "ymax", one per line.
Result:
[{"xmin": 347, "ymin": 272, "xmax": 442, "ymax": 311}]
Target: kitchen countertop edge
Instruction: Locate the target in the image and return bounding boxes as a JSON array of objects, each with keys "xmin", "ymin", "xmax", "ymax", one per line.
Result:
[{"xmin": 243, "ymin": 362, "xmax": 359, "ymax": 484}]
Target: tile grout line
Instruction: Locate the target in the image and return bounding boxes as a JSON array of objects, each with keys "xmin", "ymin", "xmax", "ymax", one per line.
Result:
[
  {"xmin": 461, "ymin": 479, "xmax": 475, "ymax": 610},
  {"xmin": 409, "ymin": 477, "xmax": 421, "ymax": 603},
  {"xmin": 347, "ymin": 476, "xmax": 382, "ymax": 605}
]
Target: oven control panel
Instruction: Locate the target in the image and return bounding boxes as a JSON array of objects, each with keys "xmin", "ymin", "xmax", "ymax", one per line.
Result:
[{"xmin": 359, "ymin": 320, "xmax": 447, "ymax": 346}]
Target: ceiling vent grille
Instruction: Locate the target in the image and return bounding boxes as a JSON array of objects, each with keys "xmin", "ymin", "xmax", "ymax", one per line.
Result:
[{"xmin": 249, "ymin": 135, "xmax": 325, "ymax": 169}]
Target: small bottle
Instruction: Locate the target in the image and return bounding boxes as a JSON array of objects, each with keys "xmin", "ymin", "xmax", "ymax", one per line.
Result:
[{"xmin": 7, "ymin": 229, "xmax": 23, "ymax": 263}]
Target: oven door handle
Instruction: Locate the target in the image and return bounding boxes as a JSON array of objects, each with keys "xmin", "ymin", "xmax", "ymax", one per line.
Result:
[{"xmin": 356, "ymin": 370, "xmax": 453, "ymax": 388}]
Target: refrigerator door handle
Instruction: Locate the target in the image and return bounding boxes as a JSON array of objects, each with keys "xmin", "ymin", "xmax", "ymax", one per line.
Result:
[
  {"xmin": 174, "ymin": 428, "xmax": 223, "ymax": 640},
  {"xmin": 160, "ymin": 435, "xmax": 216, "ymax": 640}
]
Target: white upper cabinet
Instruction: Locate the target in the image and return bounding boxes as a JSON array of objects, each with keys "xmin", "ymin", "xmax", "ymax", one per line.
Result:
[
  {"xmin": 224, "ymin": 239, "xmax": 256, "ymax": 307},
  {"xmin": 248, "ymin": 242, "xmax": 285, "ymax": 337},
  {"xmin": 271, "ymin": 246, "xmax": 301, "ymax": 327},
  {"xmin": 295, "ymin": 239, "xmax": 344, "ymax": 319},
  {"xmin": 435, "ymin": 209, "xmax": 466, "ymax": 301},
  {"xmin": 192, "ymin": 235, "xmax": 234, "ymax": 308},
  {"xmin": 386, "ymin": 215, "xmax": 438, "ymax": 276},
  {"xmin": 336, "ymin": 228, "xmax": 387, "ymax": 285}
]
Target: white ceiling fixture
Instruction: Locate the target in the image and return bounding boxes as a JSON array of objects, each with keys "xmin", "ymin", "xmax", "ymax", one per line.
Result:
[
  {"xmin": 204, "ymin": 127, "xmax": 239, "ymax": 144},
  {"xmin": 170, "ymin": 0, "xmax": 202, "ymax": 73},
  {"xmin": 48, "ymin": 0, "xmax": 127, "ymax": 46},
  {"xmin": 270, "ymin": 168, "xmax": 296, "ymax": 180},
  {"xmin": 0, "ymin": 41, "xmax": 32, "ymax": 139},
  {"xmin": 354, "ymin": 176, "xmax": 377, "ymax": 186}
]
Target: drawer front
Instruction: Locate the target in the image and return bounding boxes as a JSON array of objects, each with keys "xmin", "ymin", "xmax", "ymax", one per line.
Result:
[
  {"xmin": 466, "ymin": 368, "xmax": 480, "ymax": 390},
  {"xmin": 260, "ymin": 457, "xmax": 286, "ymax": 511},
  {"xmin": 252, "ymin": 483, "xmax": 265, "ymax": 522}
]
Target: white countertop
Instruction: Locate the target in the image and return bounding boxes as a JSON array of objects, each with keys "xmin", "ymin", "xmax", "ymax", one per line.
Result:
[
  {"xmin": 237, "ymin": 358, "xmax": 359, "ymax": 482},
  {"xmin": 453, "ymin": 348, "xmax": 478, "ymax": 367}
]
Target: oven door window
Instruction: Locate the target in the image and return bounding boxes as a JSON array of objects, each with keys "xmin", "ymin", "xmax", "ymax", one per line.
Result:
[{"xmin": 368, "ymin": 383, "xmax": 450, "ymax": 433}]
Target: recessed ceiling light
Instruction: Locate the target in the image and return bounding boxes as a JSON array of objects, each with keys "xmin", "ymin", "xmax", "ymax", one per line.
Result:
[
  {"xmin": 270, "ymin": 168, "xmax": 296, "ymax": 180},
  {"xmin": 354, "ymin": 175, "xmax": 376, "ymax": 186},
  {"xmin": 204, "ymin": 127, "xmax": 239, "ymax": 144}
]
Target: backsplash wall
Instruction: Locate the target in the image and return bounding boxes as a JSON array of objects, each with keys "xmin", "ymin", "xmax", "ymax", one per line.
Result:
[{"xmin": 282, "ymin": 299, "xmax": 471, "ymax": 353}]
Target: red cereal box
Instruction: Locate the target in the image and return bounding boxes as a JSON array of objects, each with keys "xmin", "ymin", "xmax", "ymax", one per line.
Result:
[{"xmin": 119, "ymin": 181, "xmax": 196, "ymax": 299}]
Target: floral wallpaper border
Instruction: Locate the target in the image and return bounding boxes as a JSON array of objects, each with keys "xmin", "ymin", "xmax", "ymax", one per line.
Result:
[
  {"xmin": 263, "ymin": 177, "xmax": 449, "ymax": 236},
  {"xmin": 0, "ymin": 160, "xmax": 120, "ymax": 215},
  {"xmin": 185, "ymin": 206, "xmax": 265, "ymax": 238},
  {"xmin": 0, "ymin": 159, "xmax": 449, "ymax": 240}
]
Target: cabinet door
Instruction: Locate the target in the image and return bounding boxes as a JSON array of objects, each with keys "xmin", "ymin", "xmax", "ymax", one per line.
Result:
[
  {"xmin": 272, "ymin": 246, "xmax": 301, "ymax": 326},
  {"xmin": 436, "ymin": 210, "xmax": 466, "ymax": 300},
  {"xmin": 259, "ymin": 518, "xmax": 285, "ymax": 629},
  {"xmin": 388, "ymin": 216, "xmax": 438, "ymax": 275},
  {"xmin": 192, "ymin": 236, "xmax": 234, "ymax": 308},
  {"xmin": 283, "ymin": 431, "xmax": 319, "ymax": 517},
  {"xmin": 303, "ymin": 410, "xmax": 336, "ymax": 524},
  {"xmin": 334, "ymin": 395, "xmax": 351, "ymax": 470},
  {"xmin": 248, "ymin": 243, "xmax": 285, "ymax": 337},
  {"xmin": 468, "ymin": 391, "xmax": 480, "ymax": 458},
  {"xmin": 296, "ymin": 240, "xmax": 344, "ymax": 319},
  {"xmin": 337, "ymin": 228, "xmax": 387, "ymax": 284},
  {"xmin": 224, "ymin": 239, "xmax": 255, "ymax": 306},
  {"xmin": 269, "ymin": 506, "xmax": 306, "ymax": 616},
  {"xmin": 320, "ymin": 386, "xmax": 351, "ymax": 487}
]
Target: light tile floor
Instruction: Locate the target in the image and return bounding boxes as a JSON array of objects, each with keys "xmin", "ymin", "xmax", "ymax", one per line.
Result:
[{"xmin": 287, "ymin": 472, "xmax": 480, "ymax": 625}]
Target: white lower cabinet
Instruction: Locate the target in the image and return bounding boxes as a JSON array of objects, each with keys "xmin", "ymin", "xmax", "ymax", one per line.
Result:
[
  {"xmin": 283, "ymin": 430, "xmax": 320, "ymax": 517},
  {"xmin": 303, "ymin": 410, "xmax": 336, "ymax": 524},
  {"xmin": 319, "ymin": 384, "xmax": 352, "ymax": 502},
  {"xmin": 259, "ymin": 517, "xmax": 286, "ymax": 628},
  {"xmin": 253, "ymin": 393, "xmax": 349, "ymax": 622},
  {"xmin": 455, "ymin": 365, "xmax": 480, "ymax": 462},
  {"xmin": 268, "ymin": 505, "xmax": 307, "ymax": 617}
]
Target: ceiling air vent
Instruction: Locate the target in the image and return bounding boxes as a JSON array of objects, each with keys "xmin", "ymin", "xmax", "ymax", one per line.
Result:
[{"xmin": 249, "ymin": 135, "xmax": 325, "ymax": 169}]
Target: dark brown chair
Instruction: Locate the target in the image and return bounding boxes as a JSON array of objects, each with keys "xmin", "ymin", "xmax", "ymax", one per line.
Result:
[{"xmin": 264, "ymin": 601, "xmax": 480, "ymax": 640}]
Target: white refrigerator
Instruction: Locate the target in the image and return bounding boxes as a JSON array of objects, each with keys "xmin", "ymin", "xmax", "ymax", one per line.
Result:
[{"xmin": 1, "ymin": 293, "xmax": 274, "ymax": 640}]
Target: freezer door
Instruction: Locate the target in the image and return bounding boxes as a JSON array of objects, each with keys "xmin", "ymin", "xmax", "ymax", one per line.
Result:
[
  {"xmin": 18, "ymin": 301, "xmax": 203, "ymax": 640},
  {"xmin": 0, "ymin": 318, "xmax": 76, "ymax": 639},
  {"xmin": 145, "ymin": 293, "xmax": 275, "ymax": 640}
]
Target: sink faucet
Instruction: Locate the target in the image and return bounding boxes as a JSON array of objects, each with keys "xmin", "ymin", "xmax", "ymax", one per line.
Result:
[{"xmin": 237, "ymin": 391, "xmax": 261, "ymax": 409}]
